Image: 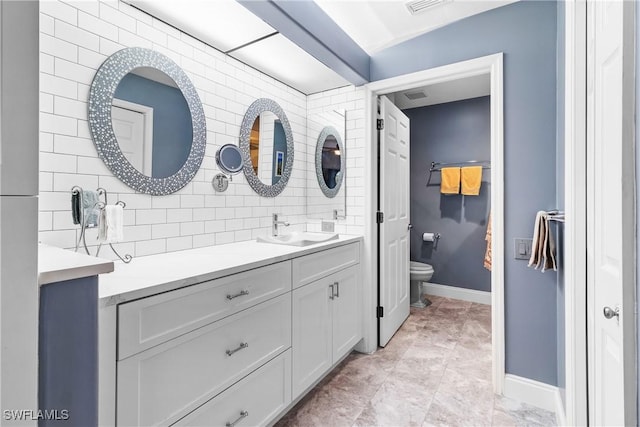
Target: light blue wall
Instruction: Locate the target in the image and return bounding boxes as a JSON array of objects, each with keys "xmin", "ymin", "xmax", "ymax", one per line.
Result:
[
  {"xmin": 407, "ymin": 97, "xmax": 491, "ymax": 292},
  {"xmin": 114, "ymin": 73, "xmax": 192, "ymax": 178},
  {"xmin": 372, "ymin": 1, "xmax": 559, "ymax": 385},
  {"xmin": 39, "ymin": 276, "xmax": 98, "ymax": 426}
]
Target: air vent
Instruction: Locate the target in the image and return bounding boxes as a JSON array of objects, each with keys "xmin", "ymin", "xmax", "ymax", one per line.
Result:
[
  {"xmin": 404, "ymin": 91, "xmax": 428, "ymax": 100},
  {"xmin": 405, "ymin": 0, "xmax": 447, "ymax": 15}
]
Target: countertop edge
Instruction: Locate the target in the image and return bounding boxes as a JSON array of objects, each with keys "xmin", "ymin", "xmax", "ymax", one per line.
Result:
[
  {"xmin": 99, "ymin": 235, "xmax": 363, "ymax": 307},
  {"xmin": 39, "ymin": 244, "xmax": 115, "ymax": 286}
]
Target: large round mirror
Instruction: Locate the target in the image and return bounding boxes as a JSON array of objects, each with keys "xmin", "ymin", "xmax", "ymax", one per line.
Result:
[
  {"xmin": 315, "ymin": 126, "xmax": 345, "ymax": 198},
  {"xmin": 88, "ymin": 47, "xmax": 206, "ymax": 195},
  {"xmin": 239, "ymin": 99, "xmax": 294, "ymax": 197}
]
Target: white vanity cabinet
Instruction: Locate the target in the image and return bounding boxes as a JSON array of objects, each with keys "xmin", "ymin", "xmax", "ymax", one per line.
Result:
[
  {"xmin": 100, "ymin": 238, "xmax": 362, "ymax": 426},
  {"xmin": 291, "ymin": 245, "xmax": 361, "ymax": 397}
]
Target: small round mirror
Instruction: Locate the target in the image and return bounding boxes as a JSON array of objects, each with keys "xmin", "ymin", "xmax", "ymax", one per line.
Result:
[
  {"xmin": 216, "ymin": 144, "xmax": 243, "ymax": 174},
  {"xmin": 315, "ymin": 126, "xmax": 345, "ymax": 198}
]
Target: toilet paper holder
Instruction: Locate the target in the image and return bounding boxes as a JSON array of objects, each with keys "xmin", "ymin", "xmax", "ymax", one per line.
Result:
[{"xmin": 422, "ymin": 232, "xmax": 441, "ymax": 243}]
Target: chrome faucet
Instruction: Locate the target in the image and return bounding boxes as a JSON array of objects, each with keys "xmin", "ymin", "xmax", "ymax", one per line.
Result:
[{"xmin": 272, "ymin": 213, "xmax": 290, "ymax": 236}]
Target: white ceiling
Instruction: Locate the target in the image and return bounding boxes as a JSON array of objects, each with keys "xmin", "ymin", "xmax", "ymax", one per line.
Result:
[
  {"xmin": 126, "ymin": 0, "xmax": 513, "ymax": 95},
  {"xmin": 392, "ymin": 73, "xmax": 490, "ymax": 110},
  {"xmin": 315, "ymin": 0, "xmax": 517, "ymax": 54}
]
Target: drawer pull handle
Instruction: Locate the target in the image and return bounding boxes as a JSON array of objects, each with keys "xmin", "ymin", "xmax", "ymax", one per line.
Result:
[
  {"xmin": 227, "ymin": 290, "xmax": 250, "ymax": 300},
  {"xmin": 334, "ymin": 281, "xmax": 340, "ymax": 298},
  {"xmin": 226, "ymin": 342, "xmax": 249, "ymax": 356},
  {"xmin": 329, "ymin": 284, "xmax": 334, "ymax": 300},
  {"xmin": 226, "ymin": 410, "xmax": 248, "ymax": 427}
]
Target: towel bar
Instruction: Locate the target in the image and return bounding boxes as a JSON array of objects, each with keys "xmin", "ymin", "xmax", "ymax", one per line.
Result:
[
  {"xmin": 426, "ymin": 160, "xmax": 491, "ymax": 186},
  {"xmin": 71, "ymin": 186, "xmax": 132, "ymax": 263}
]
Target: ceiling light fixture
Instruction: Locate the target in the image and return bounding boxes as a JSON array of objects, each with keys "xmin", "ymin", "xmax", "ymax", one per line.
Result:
[{"xmin": 404, "ymin": 91, "xmax": 428, "ymax": 100}]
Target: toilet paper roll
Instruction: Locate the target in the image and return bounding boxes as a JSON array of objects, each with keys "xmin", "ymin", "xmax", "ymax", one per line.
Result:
[{"xmin": 423, "ymin": 232, "xmax": 435, "ymax": 242}]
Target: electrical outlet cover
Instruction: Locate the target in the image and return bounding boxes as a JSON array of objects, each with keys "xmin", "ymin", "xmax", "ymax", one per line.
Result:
[{"xmin": 321, "ymin": 221, "xmax": 335, "ymax": 232}]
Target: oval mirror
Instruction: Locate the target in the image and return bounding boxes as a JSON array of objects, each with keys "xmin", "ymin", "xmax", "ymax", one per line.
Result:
[
  {"xmin": 315, "ymin": 126, "xmax": 345, "ymax": 198},
  {"xmin": 88, "ymin": 47, "xmax": 206, "ymax": 195},
  {"xmin": 239, "ymin": 99, "xmax": 294, "ymax": 197},
  {"xmin": 216, "ymin": 144, "xmax": 243, "ymax": 174}
]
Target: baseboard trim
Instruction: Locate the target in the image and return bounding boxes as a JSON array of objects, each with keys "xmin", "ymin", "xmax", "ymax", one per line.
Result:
[
  {"xmin": 422, "ymin": 282, "xmax": 491, "ymax": 305},
  {"xmin": 503, "ymin": 374, "xmax": 559, "ymax": 413},
  {"xmin": 554, "ymin": 387, "xmax": 566, "ymax": 426}
]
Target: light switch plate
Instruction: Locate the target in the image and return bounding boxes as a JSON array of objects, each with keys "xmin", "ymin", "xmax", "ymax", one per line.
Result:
[
  {"xmin": 514, "ymin": 238, "xmax": 532, "ymax": 260},
  {"xmin": 321, "ymin": 221, "xmax": 335, "ymax": 232}
]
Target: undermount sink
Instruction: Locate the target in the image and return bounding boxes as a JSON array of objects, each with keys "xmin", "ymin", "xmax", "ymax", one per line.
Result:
[{"xmin": 257, "ymin": 231, "xmax": 339, "ymax": 246}]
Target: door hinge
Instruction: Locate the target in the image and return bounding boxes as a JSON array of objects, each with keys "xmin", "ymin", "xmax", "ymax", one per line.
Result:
[
  {"xmin": 376, "ymin": 306, "xmax": 384, "ymax": 318},
  {"xmin": 376, "ymin": 211, "xmax": 384, "ymax": 224},
  {"xmin": 377, "ymin": 119, "xmax": 384, "ymax": 130}
]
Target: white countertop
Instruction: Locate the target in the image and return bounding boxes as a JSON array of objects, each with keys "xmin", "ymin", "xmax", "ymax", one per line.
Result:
[
  {"xmin": 38, "ymin": 244, "xmax": 115, "ymax": 286},
  {"xmin": 99, "ymin": 235, "xmax": 363, "ymax": 306}
]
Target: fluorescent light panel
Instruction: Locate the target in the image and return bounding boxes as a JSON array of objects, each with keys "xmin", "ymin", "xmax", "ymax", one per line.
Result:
[
  {"xmin": 229, "ymin": 34, "xmax": 351, "ymax": 95},
  {"xmin": 128, "ymin": 0, "xmax": 276, "ymax": 52}
]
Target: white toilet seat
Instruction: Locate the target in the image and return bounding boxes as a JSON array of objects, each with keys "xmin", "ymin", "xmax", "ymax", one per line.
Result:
[{"xmin": 410, "ymin": 261, "xmax": 433, "ymax": 275}]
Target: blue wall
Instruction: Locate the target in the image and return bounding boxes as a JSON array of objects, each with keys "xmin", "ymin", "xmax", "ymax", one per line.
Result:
[
  {"xmin": 114, "ymin": 73, "xmax": 192, "ymax": 178},
  {"xmin": 39, "ymin": 276, "xmax": 98, "ymax": 426},
  {"xmin": 407, "ymin": 96, "xmax": 491, "ymax": 292},
  {"xmin": 372, "ymin": 1, "xmax": 559, "ymax": 385}
]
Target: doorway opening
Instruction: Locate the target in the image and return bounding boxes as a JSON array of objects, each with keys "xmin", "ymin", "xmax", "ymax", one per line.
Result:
[{"xmin": 363, "ymin": 53, "xmax": 505, "ymax": 393}]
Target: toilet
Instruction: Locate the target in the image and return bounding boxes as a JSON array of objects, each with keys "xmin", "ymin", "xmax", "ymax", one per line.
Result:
[{"xmin": 410, "ymin": 261, "xmax": 434, "ymax": 308}]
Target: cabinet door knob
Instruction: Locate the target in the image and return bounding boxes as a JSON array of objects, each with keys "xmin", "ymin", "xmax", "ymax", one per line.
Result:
[
  {"xmin": 226, "ymin": 410, "xmax": 249, "ymax": 427},
  {"xmin": 225, "ymin": 342, "xmax": 249, "ymax": 356}
]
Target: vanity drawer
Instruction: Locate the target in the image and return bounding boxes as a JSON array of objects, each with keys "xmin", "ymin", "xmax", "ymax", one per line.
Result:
[
  {"xmin": 118, "ymin": 260, "xmax": 291, "ymax": 359},
  {"xmin": 173, "ymin": 349, "xmax": 291, "ymax": 427},
  {"xmin": 292, "ymin": 242, "xmax": 359, "ymax": 289},
  {"xmin": 117, "ymin": 293, "xmax": 291, "ymax": 427}
]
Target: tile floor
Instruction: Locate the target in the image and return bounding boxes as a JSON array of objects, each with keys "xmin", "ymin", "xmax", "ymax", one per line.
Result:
[{"xmin": 276, "ymin": 295, "xmax": 557, "ymax": 427}]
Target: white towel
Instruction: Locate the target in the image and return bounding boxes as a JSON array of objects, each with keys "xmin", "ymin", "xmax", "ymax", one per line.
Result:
[
  {"xmin": 528, "ymin": 211, "xmax": 557, "ymax": 272},
  {"xmin": 98, "ymin": 204, "xmax": 124, "ymax": 243}
]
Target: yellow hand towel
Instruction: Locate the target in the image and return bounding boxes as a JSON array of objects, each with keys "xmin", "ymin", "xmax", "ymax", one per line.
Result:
[
  {"xmin": 461, "ymin": 166, "xmax": 483, "ymax": 195},
  {"xmin": 440, "ymin": 167, "xmax": 460, "ymax": 194}
]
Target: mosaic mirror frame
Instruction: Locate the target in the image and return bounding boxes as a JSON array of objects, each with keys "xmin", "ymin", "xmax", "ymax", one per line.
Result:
[
  {"xmin": 239, "ymin": 98, "xmax": 294, "ymax": 197},
  {"xmin": 88, "ymin": 47, "xmax": 206, "ymax": 195}
]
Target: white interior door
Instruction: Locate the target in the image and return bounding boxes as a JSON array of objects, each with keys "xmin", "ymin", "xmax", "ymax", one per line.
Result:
[
  {"xmin": 587, "ymin": 1, "xmax": 636, "ymax": 425},
  {"xmin": 378, "ymin": 95, "xmax": 410, "ymax": 347},
  {"xmin": 111, "ymin": 100, "xmax": 153, "ymax": 175}
]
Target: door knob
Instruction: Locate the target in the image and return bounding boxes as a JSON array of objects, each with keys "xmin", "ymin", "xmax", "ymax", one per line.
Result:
[{"xmin": 603, "ymin": 306, "xmax": 620, "ymax": 320}]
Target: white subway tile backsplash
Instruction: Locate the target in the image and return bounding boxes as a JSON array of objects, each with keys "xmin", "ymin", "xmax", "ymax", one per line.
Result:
[
  {"xmin": 78, "ymin": 10, "xmax": 118, "ymax": 41},
  {"xmin": 40, "ymin": 73, "xmax": 78, "ymax": 99},
  {"xmin": 40, "ymin": 152, "xmax": 77, "ymax": 173},
  {"xmin": 118, "ymin": 29, "xmax": 152, "ymax": 49},
  {"xmin": 40, "ymin": 112, "xmax": 77, "ymax": 137},
  {"xmin": 166, "ymin": 209, "xmax": 193, "ymax": 223},
  {"xmin": 99, "ymin": 2, "xmax": 136, "ymax": 33},
  {"xmin": 55, "ymin": 19, "xmax": 100, "ymax": 52},
  {"xmin": 136, "ymin": 21, "xmax": 167, "ymax": 46},
  {"xmin": 41, "ymin": 1, "xmax": 78, "ymax": 25},
  {"xmin": 129, "ymin": 209, "xmax": 167, "ymax": 224},
  {"xmin": 63, "ymin": 0, "xmax": 100, "ymax": 17},
  {"xmin": 54, "ymin": 96, "xmax": 88, "ymax": 119},
  {"xmin": 180, "ymin": 221, "xmax": 204, "ymax": 236},
  {"xmin": 38, "ymin": 0, "xmax": 364, "ymax": 257},
  {"xmin": 135, "ymin": 239, "xmax": 166, "ymax": 257},
  {"xmin": 167, "ymin": 236, "xmax": 193, "ymax": 252},
  {"xmin": 151, "ymin": 223, "xmax": 180, "ymax": 239}
]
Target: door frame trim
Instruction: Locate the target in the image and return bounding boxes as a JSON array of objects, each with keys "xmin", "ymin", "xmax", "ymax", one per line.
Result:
[
  {"xmin": 563, "ymin": 1, "xmax": 588, "ymax": 425},
  {"xmin": 361, "ymin": 53, "xmax": 505, "ymax": 393}
]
